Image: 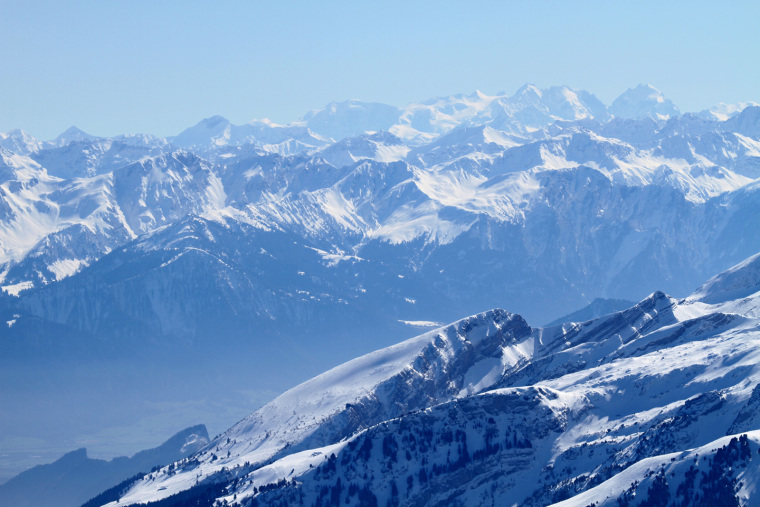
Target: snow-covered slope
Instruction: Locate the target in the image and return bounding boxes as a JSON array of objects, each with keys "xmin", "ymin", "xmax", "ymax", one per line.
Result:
[
  {"xmin": 102, "ymin": 252, "xmax": 760, "ymax": 506},
  {"xmin": 553, "ymin": 432, "xmax": 760, "ymax": 506}
]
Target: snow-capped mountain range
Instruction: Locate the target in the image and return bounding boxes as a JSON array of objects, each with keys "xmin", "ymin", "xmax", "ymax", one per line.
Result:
[
  {"xmin": 3, "ymin": 83, "xmax": 760, "ymax": 487},
  {"xmin": 2, "ymin": 84, "xmax": 760, "ymax": 320},
  {"xmin": 102, "ymin": 252, "xmax": 760, "ymax": 506}
]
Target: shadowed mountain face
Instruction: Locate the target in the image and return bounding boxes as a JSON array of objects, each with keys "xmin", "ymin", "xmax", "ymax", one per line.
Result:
[
  {"xmin": 0, "ymin": 425, "xmax": 208, "ymax": 507},
  {"xmin": 2, "ymin": 86, "xmax": 760, "ymax": 485}
]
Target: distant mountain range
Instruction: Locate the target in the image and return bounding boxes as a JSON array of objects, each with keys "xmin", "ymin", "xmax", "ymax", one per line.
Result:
[
  {"xmin": 0, "ymin": 424, "xmax": 208, "ymax": 507},
  {"xmin": 2, "ymin": 83, "xmax": 760, "ymax": 489}
]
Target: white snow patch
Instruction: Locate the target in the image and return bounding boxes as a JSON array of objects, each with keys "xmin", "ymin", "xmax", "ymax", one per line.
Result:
[
  {"xmin": 2, "ymin": 281, "xmax": 33, "ymax": 296},
  {"xmin": 398, "ymin": 320, "xmax": 443, "ymax": 327},
  {"xmin": 374, "ymin": 143, "xmax": 410, "ymax": 162},
  {"xmin": 306, "ymin": 246, "xmax": 364, "ymax": 267},
  {"xmin": 458, "ymin": 356, "xmax": 502, "ymax": 396},
  {"xmin": 47, "ymin": 258, "xmax": 88, "ymax": 281}
]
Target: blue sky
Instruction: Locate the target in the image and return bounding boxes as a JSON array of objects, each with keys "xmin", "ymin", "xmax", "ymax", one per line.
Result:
[{"xmin": 1, "ymin": 1, "xmax": 758, "ymax": 139}]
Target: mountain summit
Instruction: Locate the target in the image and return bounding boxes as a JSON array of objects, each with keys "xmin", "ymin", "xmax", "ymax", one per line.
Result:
[
  {"xmin": 53, "ymin": 125, "xmax": 100, "ymax": 146},
  {"xmin": 610, "ymin": 83, "xmax": 681, "ymax": 119}
]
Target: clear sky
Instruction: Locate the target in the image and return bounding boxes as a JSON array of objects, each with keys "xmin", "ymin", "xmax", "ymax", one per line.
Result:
[{"xmin": 1, "ymin": 0, "xmax": 758, "ymax": 140}]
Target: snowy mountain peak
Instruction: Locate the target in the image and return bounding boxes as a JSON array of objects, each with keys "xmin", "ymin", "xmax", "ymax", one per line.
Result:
[
  {"xmin": 699, "ymin": 101, "xmax": 760, "ymax": 121},
  {"xmin": 626, "ymin": 84, "xmax": 666, "ymax": 103},
  {"xmin": 723, "ymin": 105, "xmax": 760, "ymax": 138},
  {"xmin": 53, "ymin": 125, "xmax": 100, "ymax": 146},
  {"xmin": 470, "ymin": 89, "xmax": 491, "ymax": 101},
  {"xmin": 514, "ymin": 83, "xmax": 543, "ymax": 99},
  {"xmin": 302, "ymin": 99, "xmax": 401, "ymax": 141},
  {"xmin": 171, "ymin": 115, "xmax": 232, "ymax": 148},
  {"xmin": 198, "ymin": 114, "xmax": 230, "ymax": 128},
  {"xmin": 610, "ymin": 84, "xmax": 680, "ymax": 120},
  {"xmin": 246, "ymin": 117, "xmax": 281, "ymax": 128},
  {"xmin": 471, "ymin": 84, "xmax": 612, "ymax": 134},
  {"xmin": 0, "ymin": 129, "xmax": 42, "ymax": 155}
]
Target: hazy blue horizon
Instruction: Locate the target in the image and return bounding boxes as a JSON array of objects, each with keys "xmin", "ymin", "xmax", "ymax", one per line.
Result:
[{"xmin": 2, "ymin": 0, "xmax": 758, "ymax": 140}]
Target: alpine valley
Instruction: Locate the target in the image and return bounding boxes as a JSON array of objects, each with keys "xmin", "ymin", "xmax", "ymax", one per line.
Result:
[{"xmin": 3, "ymin": 83, "xmax": 760, "ymax": 505}]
